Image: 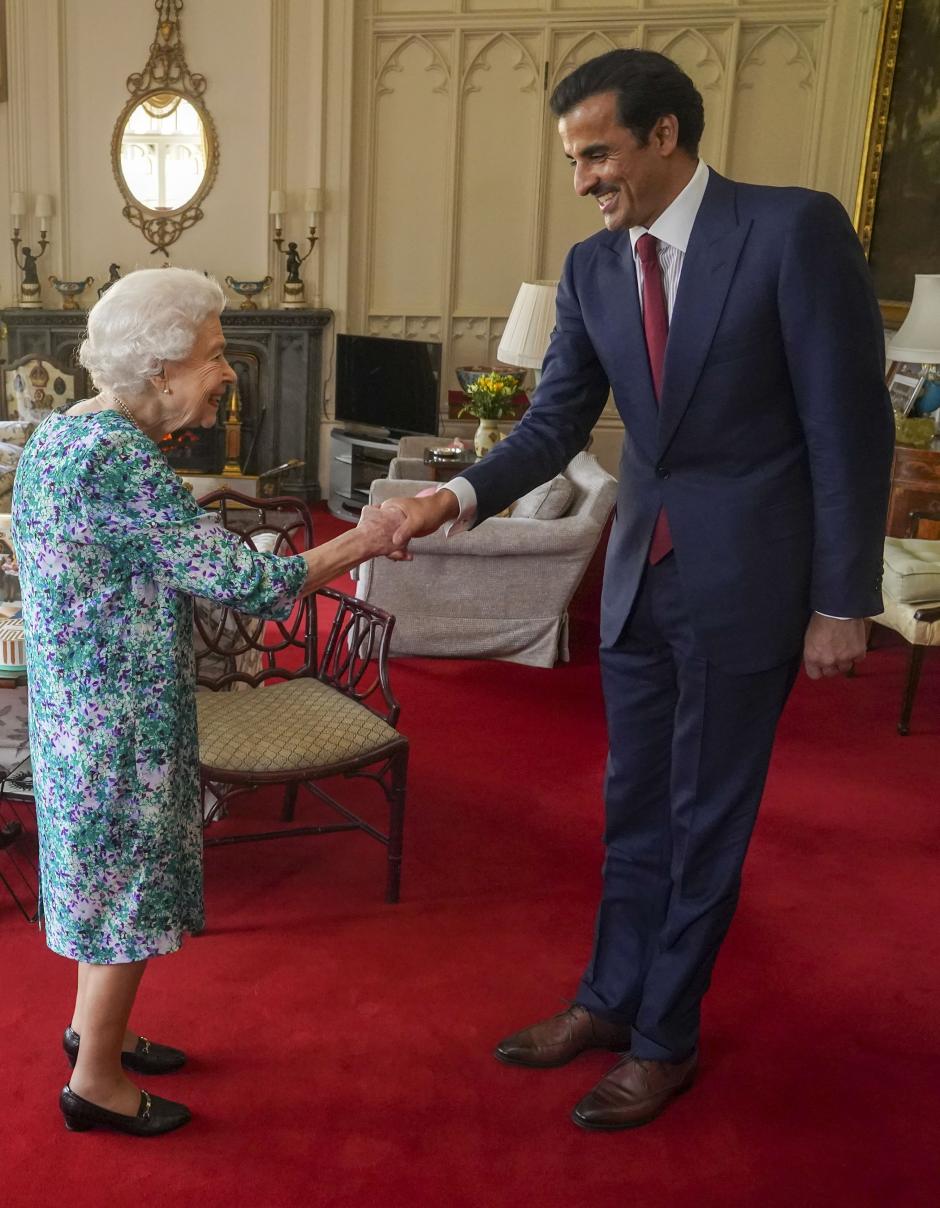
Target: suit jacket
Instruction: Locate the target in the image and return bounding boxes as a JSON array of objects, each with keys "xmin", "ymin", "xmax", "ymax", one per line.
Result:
[{"xmin": 460, "ymin": 170, "xmax": 894, "ymax": 673}]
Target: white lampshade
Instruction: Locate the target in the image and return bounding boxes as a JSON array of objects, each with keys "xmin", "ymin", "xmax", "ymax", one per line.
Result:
[
  {"xmin": 34, "ymin": 193, "xmax": 53, "ymax": 220},
  {"xmin": 10, "ymin": 192, "xmax": 26, "ymax": 220},
  {"xmin": 304, "ymin": 187, "xmax": 323, "ymax": 216},
  {"xmin": 887, "ymin": 274, "xmax": 940, "ymax": 363},
  {"xmin": 497, "ymin": 280, "xmax": 558, "ymax": 369},
  {"xmin": 268, "ymin": 190, "xmax": 286, "ymax": 216}
]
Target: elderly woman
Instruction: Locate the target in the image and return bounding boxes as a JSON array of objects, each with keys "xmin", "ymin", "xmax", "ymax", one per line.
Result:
[{"xmin": 11, "ymin": 268, "xmax": 401, "ymax": 1137}]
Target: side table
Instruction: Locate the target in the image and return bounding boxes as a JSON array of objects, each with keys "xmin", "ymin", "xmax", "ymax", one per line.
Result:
[
  {"xmin": 422, "ymin": 448, "xmax": 478, "ymax": 483},
  {"xmin": 887, "ymin": 442, "xmax": 940, "ymax": 536}
]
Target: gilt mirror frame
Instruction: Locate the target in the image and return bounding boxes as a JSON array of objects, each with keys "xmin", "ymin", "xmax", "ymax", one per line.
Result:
[{"xmin": 110, "ymin": 0, "xmax": 220, "ymax": 257}]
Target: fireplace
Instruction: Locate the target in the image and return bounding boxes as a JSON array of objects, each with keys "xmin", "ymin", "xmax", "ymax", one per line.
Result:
[{"xmin": 0, "ymin": 307, "xmax": 332, "ymax": 500}]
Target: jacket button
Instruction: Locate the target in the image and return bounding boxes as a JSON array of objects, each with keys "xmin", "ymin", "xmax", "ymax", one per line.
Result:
[{"xmin": 656, "ymin": 465, "xmax": 670, "ymax": 479}]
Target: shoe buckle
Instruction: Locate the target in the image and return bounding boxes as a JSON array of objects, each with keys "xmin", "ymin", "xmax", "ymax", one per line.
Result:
[{"xmin": 140, "ymin": 1091, "xmax": 152, "ymax": 1121}]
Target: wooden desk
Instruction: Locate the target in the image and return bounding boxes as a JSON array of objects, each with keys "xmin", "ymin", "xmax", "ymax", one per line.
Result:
[{"xmin": 887, "ymin": 443, "xmax": 940, "ymax": 537}]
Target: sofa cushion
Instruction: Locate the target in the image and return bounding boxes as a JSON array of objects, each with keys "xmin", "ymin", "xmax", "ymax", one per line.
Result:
[
  {"xmin": 882, "ymin": 537, "xmax": 940, "ymax": 604},
  {"xmin": 511, "ymin": 474, "xmax": 573, "ymax": 520}
]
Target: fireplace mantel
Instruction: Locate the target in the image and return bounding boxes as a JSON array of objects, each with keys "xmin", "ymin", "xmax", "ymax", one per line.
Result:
[{"xmin": 0, "ymin": 306, "xmax": 333, "ymax": 501}]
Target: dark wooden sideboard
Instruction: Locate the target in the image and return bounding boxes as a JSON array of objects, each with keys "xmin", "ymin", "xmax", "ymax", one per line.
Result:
[
  {"xmin": 887, "ymin": 443, "xmax": 940, "ymax": 537},
  {"xmin": 0, "ymin": 306, "xmax": 332, "ymax": 502}
]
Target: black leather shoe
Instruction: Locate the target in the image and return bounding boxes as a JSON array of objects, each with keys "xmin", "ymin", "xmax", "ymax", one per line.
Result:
[
  {"xmin": 59, "ymin": 1086, "xmax": 191, "ymax": 1136},
  {"xmin": 63, "ymin": 1028, "xmax": 187, "ymax": 1074}
]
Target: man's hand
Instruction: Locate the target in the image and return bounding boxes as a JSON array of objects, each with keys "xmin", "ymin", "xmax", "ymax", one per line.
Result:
[
  {"xmin": 803, "ymin": 614, "xmax": 867, "ymax": 680},
  {"xmin": 379, "ymin": 490, "xmax": 460, "ymax": 560}
]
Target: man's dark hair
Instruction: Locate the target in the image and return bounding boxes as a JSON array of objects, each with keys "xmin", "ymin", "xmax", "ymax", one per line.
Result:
[{"xmin": 550, "ymin": 50, "xmax": 704, "ymax": 157}]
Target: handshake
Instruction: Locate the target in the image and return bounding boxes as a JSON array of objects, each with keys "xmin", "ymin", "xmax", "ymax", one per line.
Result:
[{"xmin": 355, "ymin": 489, "xmax": 460, "ymax": 562}]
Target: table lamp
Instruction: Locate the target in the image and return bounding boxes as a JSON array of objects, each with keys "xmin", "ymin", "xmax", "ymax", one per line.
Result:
[
  {"xmin": 497, "ymin": 280, "xmax": 558, "ymax": 384},
  {"xmin": 888, "ymin": 274, "xmax": 940, "ymax": 419}
]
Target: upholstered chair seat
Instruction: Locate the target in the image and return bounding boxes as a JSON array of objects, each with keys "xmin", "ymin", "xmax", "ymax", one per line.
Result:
[{"xmin": 198, "ymin": 676, "xmax": 403, "ymax": 776}]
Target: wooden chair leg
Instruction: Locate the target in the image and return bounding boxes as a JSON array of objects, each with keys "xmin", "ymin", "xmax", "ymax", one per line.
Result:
[
  {"xmin": 385, "ymin": 748, "xmax": 408, "ymax": 904},
  {"xmin": 898, "ymin": 644, "xmax": 926, "ymax": 736},
  {"xmin": 281, "ymin": 782, "xmax": 298, "ymax": 822}
]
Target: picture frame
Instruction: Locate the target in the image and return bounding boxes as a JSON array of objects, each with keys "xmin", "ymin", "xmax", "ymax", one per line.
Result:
[
  {"xmin": 854, "ymin": 0, "xmax": 940, "ymax": 327},
  {"xmin": 0, "ymin": 2, "xmax": 6, "ymax": 104},
  {"xmin": 886, "ymin": 360, "xmax": 927, "ymax": 415}
]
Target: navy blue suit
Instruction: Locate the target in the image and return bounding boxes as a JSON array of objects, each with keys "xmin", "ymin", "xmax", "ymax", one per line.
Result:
[{"xmin": 460, "ymin": 171, "xmax": 894, "ymax": 1060}]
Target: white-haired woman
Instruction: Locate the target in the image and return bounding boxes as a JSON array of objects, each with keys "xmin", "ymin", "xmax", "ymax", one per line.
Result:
[{"xmin": 11, "ymin": 268, "xmax": 402, "ymax": 1137}]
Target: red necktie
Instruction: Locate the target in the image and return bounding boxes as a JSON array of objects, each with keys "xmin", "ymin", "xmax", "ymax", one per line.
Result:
[{"xmin": 636, "ymin": 233, "xmax": 673, "ymax": 564}]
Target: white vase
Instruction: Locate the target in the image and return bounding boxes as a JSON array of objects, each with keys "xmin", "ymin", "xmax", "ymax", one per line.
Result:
[{"xmin": 474, "ymin": 419, "xmax": 502, "ymax": 457}]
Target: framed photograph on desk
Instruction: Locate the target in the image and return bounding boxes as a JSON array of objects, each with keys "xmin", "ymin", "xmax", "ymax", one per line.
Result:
[{"xmin": 887, "ymin": 362, "xmax": 927, "ymax": 415}]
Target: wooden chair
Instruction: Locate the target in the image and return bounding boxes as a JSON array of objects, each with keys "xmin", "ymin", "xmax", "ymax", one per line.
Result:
[
  {"xmin": 870, "ymin": 512, "xmax": 940, "ymax": 735},
  {"xmin": 195, "ymin": 490, "xmax": 409, "ymax": 902}
]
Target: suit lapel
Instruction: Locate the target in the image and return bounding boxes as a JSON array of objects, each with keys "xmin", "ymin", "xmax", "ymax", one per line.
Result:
[
  {"xmin": 657, "ymin": 172, "xmax": 751, "ymax": 455},
  {"xmin": 596, "ymin": 230, "xmax": 659, "ymax": 461}
]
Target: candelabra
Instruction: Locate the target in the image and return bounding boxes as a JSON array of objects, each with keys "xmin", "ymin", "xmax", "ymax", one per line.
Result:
[
  {"xmin": 269, "ymin": 189, "xmax": 321, "ymax": 309},
  {"xmin": 10, "ymin": 193, "xmax": 53, "ymax": 308}
]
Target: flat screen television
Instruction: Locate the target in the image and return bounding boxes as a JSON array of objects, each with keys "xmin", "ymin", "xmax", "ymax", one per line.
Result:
[{"xmin": 335, "ymin": 333, "xmax": 441, "ymax": 437}]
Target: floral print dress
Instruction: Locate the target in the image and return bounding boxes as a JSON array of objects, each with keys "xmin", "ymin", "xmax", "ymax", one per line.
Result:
[{"xmin": 11, "ymin": 411, "xmax": 308, "ymax": 963}]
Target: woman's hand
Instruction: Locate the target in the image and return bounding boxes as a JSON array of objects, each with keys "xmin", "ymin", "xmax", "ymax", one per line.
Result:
[{"xmin": 356, "ymin": 504, "xmax": 412, "ymax": 561}]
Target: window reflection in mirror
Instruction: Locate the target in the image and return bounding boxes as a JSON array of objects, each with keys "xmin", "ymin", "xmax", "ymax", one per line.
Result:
[{"xmin": 120, "ymin": 92, "xmax": 207, "ymax": 212}]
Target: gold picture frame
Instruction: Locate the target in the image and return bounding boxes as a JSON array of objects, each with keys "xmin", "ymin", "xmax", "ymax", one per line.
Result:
[
  {"xmin": 0, "ymin": 1, "xmax": 7, "ymax": 103},
  {"xmin": 854, "ymin": 0, "xmax": 940, "ymax": 327}
]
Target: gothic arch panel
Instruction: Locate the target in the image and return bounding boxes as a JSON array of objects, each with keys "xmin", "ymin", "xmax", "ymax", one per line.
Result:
[
  {"xmin": 454, "ymin": 33, "xmax": 544, "ymax": 313},
  {"xmin": 727, "ymin": 23, "xmax": 822, "ymax": 186},
  {"xmin": 370, "ymin": 35, "xmax": 453, "ymax": 314}
]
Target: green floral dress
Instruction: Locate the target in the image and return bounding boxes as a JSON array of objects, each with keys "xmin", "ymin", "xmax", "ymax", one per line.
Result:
[{"xmin": 11, "ymin": 411, "xmax": 308, "ymax": 963}]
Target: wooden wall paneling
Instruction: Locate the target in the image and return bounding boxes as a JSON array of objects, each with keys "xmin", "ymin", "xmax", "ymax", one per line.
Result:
[
  {"xmin": 369, "ymin": 34, "xmax": 453, "ymax": 315},
  {"xmin": 453, "ymin": 32, "xmax": 542, "ymax": 314},
  {"xmin": 727, "ymin": 22, "xmax": 824, "ymax": 186},
  {"xmin": 646, "ymin": 24, "xmax": 732, "ymax": 170},
  {"xmin": 541, "ymin": 26, "xmax": 639, "ymax": 281}
]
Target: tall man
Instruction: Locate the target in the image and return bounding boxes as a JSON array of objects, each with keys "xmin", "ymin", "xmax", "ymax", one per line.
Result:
[{"xmin": 382, "ymin": 50, "xmax": 894, "ymax": 1130}]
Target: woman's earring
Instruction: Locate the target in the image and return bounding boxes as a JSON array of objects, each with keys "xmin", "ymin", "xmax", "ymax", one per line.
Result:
[{"xmin": 162, "ymin": 383, "xmax": 171, "ymax": 394}]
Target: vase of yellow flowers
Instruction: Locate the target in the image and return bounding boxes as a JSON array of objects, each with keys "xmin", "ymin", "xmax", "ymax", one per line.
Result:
[{"xmin": 456, "ymin": 368, "xmax": 525, "ymax": 457}]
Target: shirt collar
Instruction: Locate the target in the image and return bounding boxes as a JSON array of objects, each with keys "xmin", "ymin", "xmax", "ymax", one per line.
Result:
[{"xmin": 629, "ymin": 159, "xmax": 710, "ymax": 256}]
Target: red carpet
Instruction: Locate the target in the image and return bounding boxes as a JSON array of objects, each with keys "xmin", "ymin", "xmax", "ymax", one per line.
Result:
[{"xmin": 2, "ymin": 505, "xmax": 938, "ymax": 1207}]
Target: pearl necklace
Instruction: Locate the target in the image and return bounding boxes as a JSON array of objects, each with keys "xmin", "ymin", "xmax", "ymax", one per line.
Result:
[{"xmin": 113, "ymin": 396, "xmax": 139, "ymax": 429}]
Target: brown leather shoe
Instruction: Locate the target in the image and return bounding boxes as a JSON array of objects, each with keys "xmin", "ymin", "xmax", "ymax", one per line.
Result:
[
  {"xmin": 494, "ymin": 1004, "xmax": 632, "ymax": 1069},
  {"xmin": 571, "ymin": 1051, "xmax": 698, "ymax": 1130}
]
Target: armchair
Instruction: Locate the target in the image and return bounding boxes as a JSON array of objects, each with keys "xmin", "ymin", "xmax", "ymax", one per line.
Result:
[
  {"xmin": 870, "ymin": 512, "xmax": 940, "ymax": 735},
  {"xmin": 356, "ymin": 452, "xmax": 616, "ymax": 668}
]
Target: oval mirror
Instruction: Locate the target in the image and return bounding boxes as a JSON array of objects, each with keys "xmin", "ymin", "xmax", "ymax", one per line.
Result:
[
  {"xmin": 110, "ymin": 3, "xmax": 220, "ymax": 256},
  {"xmin": 119, "ymin": 91, "xmax": 207, "ymax": 212}
]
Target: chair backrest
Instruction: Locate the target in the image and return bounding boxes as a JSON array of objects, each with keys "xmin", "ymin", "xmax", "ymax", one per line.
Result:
[
  {"xmin": 4, "ymin": 355, "xmax": 78, "ymax": 422},
  {"xmin": 396, "ymin": 434, "xmax": 438, "ymax": 459},
  {"xmin": 193, "ymin": 489, "xmax": 317, "ymax": 690},
  {"xmin": 560, "ymin": 451, "xmax": 618, "ymax": 527}
]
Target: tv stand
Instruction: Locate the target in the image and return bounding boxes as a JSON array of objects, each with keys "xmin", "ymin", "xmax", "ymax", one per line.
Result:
[{"xmin": 328, "ymin": 429, "xmax": 398, "ymax": 520}]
